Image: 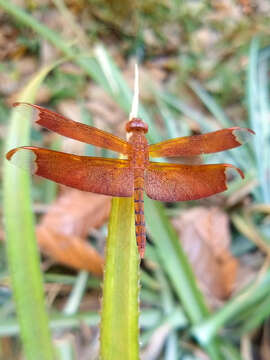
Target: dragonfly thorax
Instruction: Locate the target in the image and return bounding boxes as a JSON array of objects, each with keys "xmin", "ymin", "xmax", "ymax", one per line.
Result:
[{"xmin": 126, "ymin": 118, "xmax": 148, "ymax": 133}]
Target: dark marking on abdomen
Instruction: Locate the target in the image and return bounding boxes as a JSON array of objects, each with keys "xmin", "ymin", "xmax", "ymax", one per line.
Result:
[
  {"xmin": 135, "ymin": 209, "xmax": 144, "ymax": 214},
  {"xmin": 135, "ymin": 221, "xmax": 145, "ymax": 226},
  {"xmin": 136, "ymin": 232, "xmax": 146, "ymax": 237}
]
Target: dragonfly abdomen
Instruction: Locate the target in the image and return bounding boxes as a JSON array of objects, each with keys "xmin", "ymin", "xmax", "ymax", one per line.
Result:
[{"xmin": 134, "ymin": 173, "xmax": 146, "ymax": 258}]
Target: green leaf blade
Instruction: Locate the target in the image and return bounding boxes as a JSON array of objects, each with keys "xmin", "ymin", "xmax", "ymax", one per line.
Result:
[
  {"xmin": 3, "ymin": 65, "xmax": 57, "ymax": 360},
  {"xmin": 100, "ymin": 197, "xmax": 140, "ymax": 360}
]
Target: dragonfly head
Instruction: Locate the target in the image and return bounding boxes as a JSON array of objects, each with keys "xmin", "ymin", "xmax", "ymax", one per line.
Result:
[{"xmin": 126, "ymin": 118, "xmax": 148, "ymax": 134}]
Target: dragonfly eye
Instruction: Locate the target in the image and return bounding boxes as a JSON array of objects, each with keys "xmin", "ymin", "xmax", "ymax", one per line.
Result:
[{"xmin": 126, "ymin": 118, "xmax": 148, "ymax": 133}]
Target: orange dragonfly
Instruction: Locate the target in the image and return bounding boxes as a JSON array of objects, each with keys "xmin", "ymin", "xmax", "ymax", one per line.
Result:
[{"xmin": 6, "ymin": 102, "xmax": 255, "ymax": 258}]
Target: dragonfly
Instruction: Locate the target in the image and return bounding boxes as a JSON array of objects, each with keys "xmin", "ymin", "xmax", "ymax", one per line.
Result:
[{"xmin": 6, "ymin": 102, "xmax": 255, "ymax": 258}]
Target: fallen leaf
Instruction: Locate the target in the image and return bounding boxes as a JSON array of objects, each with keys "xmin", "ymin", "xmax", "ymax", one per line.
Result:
[
  {"xmin": 40, "ymin": 188, "xmax": 111, "ymax": 237},
  {"xmin": 37, "ymin": 189, "xmax": 111, "ymax": 274},
  {"xmin": 37, "ymin": 227, "xmax": 104, "ymax": 276},
  {"xmin": 173, "ymin": 207, "xmax": 238, "ymax": 305},
  {"xmin": 0, "ymin": 19, "xmax": 23, "ymax": 61}
]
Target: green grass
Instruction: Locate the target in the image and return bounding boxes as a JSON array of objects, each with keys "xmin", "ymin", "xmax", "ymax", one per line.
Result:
[
  {"xmin": 0, "ymin": 1, "xmax": 269, "ymax": 359},
  {"xmin": 3, "ymin": 65, "xmax": 57, "ymax": 360}
]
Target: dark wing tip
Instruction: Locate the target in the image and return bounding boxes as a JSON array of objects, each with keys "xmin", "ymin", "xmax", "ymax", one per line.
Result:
[
  {"xmin": 225, "ymin": 164, "xmax": 244, "ymax": 181},
  {"xmin": 6, "ymin": 146, "xmax": 37, "ymax": 160},
  {"xmin": 232, "ymin": 127, "xmax": 255, "ymax": 144},
  {"xmin": 247, "ymin": 128, "xmax": 256, "ymax": 135},
  {"xmin": 5, "ymin": 146, "xmax": 38, "ymax": 173},
  {"xmin": 6, "ymin": 148, "xmax": 18, "ymax": 160},
  {"xmin": 12, "ymin": 101, "xmax": 31, "ymax": 108},
  {"xmin": 12, "ymin": 102, "xmax": 38, "ymax": 111}
]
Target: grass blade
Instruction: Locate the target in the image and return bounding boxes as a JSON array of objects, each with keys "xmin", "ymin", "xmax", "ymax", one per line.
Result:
[
  {"xmin": 63, "ymin": 271, "xmax": 89, "ymax": 315},
  {"xmin": 144, "ymin": 199, "xmax": 222, "ymax": 359},
  {"xmin": 192, "ymin": 269, "xmax": 270, "ymax": 346},
  {"xmin": 144, "ymin": 199, "xmax": 208, "ymax": 322},
  {"xmin": 0, "ymin": 311, "xmax": 100, "ymax": 337},
  {"xmin": 100, "ymin": 197, "xmax": 140, "ymax": 360},
  {"xmin": 247, "ymin": 37, "xmax": 270, "ymax": 203},
  {"xmin": 3, "ymin": 65, "xmax": 57, "ymax": 360},
  {"xmin": 188, "ymin": 79, "xmax": 231, "ymax": 128}
]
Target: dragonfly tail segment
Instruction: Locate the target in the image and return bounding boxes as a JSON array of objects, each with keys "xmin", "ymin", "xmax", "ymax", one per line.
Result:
[{"xmin": 134, "ymin": 175, "xmax": 146, "ymax": 259}]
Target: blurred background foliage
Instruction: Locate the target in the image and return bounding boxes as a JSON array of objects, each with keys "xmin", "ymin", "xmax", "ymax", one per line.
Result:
[{"xmin": 0, "ymin": 0, "xmax": 270, "ymax": 359}]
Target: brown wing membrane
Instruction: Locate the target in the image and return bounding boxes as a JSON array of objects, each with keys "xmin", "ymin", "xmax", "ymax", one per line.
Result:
[
  {"xmin": 145, "ymin": 161, "xmax": 244, "ymax": 202},
  {"xmin": 13, "ymin": 102, "xmax": 131, "ymax": 154},
  {"xmin": 6, "ymin": 147, "xmax": 133, "ymax": 197},
  {"xmin": 149, "ymin": 127, "xmax": 255, "ymax": 158}
]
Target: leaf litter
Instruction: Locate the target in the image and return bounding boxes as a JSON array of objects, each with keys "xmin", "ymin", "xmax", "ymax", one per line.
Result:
[
  {"xmin": 37, "ymin": 188, "xmax": 111, "ymax": 275},
  {"xmin": 1, "ymin": 0, "xmax": 270, "ymax": 357},
  {"xmin": 173, "ymin": 206, "xmax": 238, "ymax": 306}
]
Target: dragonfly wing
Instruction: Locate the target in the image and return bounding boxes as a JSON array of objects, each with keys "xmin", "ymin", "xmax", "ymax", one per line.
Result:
[
  {"xmin": 6, "ymin": 146, "xmax": 133, "ymax": 197},
  {"xmin": 149, "ymin": 127, "xmax": 255, "ymax": 157},
  {"xmin": 145, "ymin": 161, "xmax": 244, "ymax": 201},
  {"xmin": 13, "ymin": 102, "xmax": 131, "ymax": 154}
]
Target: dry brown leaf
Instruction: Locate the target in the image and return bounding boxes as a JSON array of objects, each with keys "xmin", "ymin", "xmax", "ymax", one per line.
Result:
[
  {"xmin": 210, "ymin": 0, "xmax": 242, "ymax": 20},
  {"xmin": 233, "ymin": 259, "xmax": 256, "ymax": 295},
  {"xmin": 173, "ymin": 207, "xmax": 238, "ymax": 305},
  {"xmin": 37, "ymin": 227, "xmax": 104, "ymax": 276},
  {"xmin": 40, "ymin": 188, "xmax": 111, "ymax": 237},
  {"xmin": 0, "ymin": 18, "xmax": 23, "ymax": 61},
  {"xmin": 37, "ymin": 189, "xmax": 111, "ymax": 274}
]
